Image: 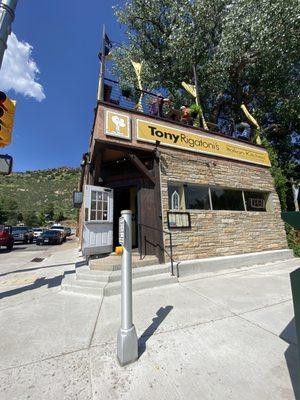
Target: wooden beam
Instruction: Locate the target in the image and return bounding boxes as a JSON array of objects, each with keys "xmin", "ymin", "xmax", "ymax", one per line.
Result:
[
  {"xmin": 93, "ymin": 152, "xmax": 102, "ymax": 185},
  {"xmin": 127, "ymin": 153, "xmax": 156, "ymax": 184}
]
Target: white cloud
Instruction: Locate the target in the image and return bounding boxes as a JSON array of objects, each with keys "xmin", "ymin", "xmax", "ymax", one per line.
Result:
[{"xmin": 0, "ymin": 32, "xmax": 45, "ymax": 102}]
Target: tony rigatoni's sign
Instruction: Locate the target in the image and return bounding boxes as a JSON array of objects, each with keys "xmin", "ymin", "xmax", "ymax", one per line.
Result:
[{"xmin": 136, "ymin": 119, "xmax": 271, "ymax": 167}]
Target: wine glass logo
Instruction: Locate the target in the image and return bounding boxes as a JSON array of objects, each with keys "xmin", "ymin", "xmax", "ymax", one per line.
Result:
[{"xmin": 112, "ymin": 115, "xmax": 126, "ymax": 134}]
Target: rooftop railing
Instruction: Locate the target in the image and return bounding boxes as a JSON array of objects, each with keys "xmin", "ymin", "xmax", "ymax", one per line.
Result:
[{"xmin": 102, "ymin": 77, "xmax": 254, "ymax": 142}]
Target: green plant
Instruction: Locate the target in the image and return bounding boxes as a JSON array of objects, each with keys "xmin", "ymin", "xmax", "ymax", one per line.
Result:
[
  {"xmin": 285, "ymin": 223, "xmax": 300, "ymax": 257},
  {"xmin": 120, "ymin": 82, "xmax": 133, "ymax": 98},
  {"xmin": 189, "ymin": 103, "xmax": 201, "ymax": 118}
]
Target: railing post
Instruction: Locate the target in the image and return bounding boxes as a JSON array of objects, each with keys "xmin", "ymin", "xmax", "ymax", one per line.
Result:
[
  {"xmin": 169, "ymin": 232, "xmax": 174, "ymax": 276},
  {"xmin": 138, "ymin": 222, "xmax": 142, "ymax": 260},
  {"xmin": 136, "ymin": 222, "xmax": 177, "ymax": 277}
]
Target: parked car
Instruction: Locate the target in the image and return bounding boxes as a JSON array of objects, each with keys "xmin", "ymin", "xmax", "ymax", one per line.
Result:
[
  {"xmin": 0, "ymin": 225, "xmax": 14, "ymax": 251},
  {"xmin": 32, "ymin": 227, "xmax": 44, "ymax": 239},
  {"xmin": 12, "ymin": 226, "xmax": 34, "ymax": 244},
  {"xmin": 36, "ymin": 230, "xmax": 64, "ymax": 245},
  {"xmin": 65, "ymin": 227, "xmax": 72, "ymax": 236},
  {"xmin": 50, "ymin": 225, "xmax": 67, "ymax": 241}
]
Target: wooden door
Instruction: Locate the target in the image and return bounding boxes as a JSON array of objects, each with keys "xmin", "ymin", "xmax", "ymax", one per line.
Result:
[{"xmin": 138, "ymin": 179, "xmax": 164, "ymax": 262}]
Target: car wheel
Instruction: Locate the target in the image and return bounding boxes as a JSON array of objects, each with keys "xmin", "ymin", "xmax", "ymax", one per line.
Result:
[
  {"xmin": 63, "ymin": 236, "xmax": 66, "ymax": 242},
  {"xmin": 6, "ymin": 242, "xmax": 13, "ymax": 251}
]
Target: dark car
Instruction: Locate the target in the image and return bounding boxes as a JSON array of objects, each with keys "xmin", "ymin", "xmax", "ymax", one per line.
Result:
[
  {"xmin": 50, "ymin": 225, "xmax": 67, "ymax": 241},
  {"xmin": 65, "ymin": 227, "xmax": 72, "ymax": 237},
  {"xmin": 12, "ymin": 226, "xmax": 34, "ymax": 244},
  {"xmin": 36, "ymin": 230, "xmax": 63, "ymax": 245},
  {"xmin": 0, "ymin": 225, "xmax": 14, "ymax": 251}
]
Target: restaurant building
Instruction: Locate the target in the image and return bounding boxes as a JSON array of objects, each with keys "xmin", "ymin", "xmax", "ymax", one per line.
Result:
[{"xmin": 78, "ymin": 91, "xmax": 288, "ymax": 266}]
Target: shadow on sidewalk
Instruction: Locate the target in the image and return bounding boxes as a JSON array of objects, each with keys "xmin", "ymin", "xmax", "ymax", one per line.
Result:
[
  {"xmin": 138, "ymin": 305, "xmax": 173, "ymax": 358},
  {"xmin": 280, "ymin": 318, "xmax": 300, "ymax": 399},
  {"xmin": 0, "ymin": 270, "xmax": 74, "ymax": 300},
  {"xmin": 0, "ymin": 262, "xmax": 77, "ymax": 278}
]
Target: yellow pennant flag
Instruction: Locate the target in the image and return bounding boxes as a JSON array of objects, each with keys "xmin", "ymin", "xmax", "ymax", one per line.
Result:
[
  {"xmin": 131, "ymin": 61, "xmax": 143, "ymax": 112},
  {"xmin": 241, "ymin": 104, "xmax": 262, "ymax": 145},
  {"xmin": 182, "ymin": 82, "xmax": 197, "ymax": 99}
]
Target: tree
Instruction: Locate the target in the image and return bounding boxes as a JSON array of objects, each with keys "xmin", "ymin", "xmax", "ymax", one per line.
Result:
[
  {"xmin": 113, "ymin": 0, "xmax": 300, "ymax": 209},
  {"xmin": 23, "ymin": 211, "xmax": 39, "ymax": 227},
  {"xmin": 43, "ymin": 203, "xmax": 55, "ymax": 221},
  {"xmin": 0, "ymin": 196, "xmax": 18, "ymax": 225},
  {"xmin": 114, "ymin": 0, "xmax": 229, "ymax": 102},
  {"xmin": 55, "ymin": 210, "xmax": 65, "ymax": 222}
]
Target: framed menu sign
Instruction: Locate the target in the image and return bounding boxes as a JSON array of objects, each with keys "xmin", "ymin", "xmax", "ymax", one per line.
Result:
[{"xmin": 167, "ymin": 212, "xmax": 191, "ymax": 229}]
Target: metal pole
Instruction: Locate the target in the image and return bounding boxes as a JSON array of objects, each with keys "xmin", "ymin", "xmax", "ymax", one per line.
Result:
[
  {"xmin": 117, "ymin": 210, "xmax": 138, "ymax": 366},
  {"xmin": 96, "ymin": 25, "xmax": 106, "ymax": 102},
  {"xmin": 0, "ymin": 0, "xmax": 18, "ymax": 69},
  {"xmin": 169, "ymin": 232, "xmax": 174, "ymax": 276},
  {"xmin": 192, "ymin": 64, "xmax": 200, "ymax": 107},
  {"xmin": 192, "ymin": 64, "xmax": 208, "ymax": 130}
]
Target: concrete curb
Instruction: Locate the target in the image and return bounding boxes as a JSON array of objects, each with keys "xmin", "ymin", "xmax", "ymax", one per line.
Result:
[{"xmin": 176, "ymin": 249, "xmax": 294, "ymax": 277}]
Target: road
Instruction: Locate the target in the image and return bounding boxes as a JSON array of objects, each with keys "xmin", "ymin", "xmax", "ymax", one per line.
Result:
[
  {"xmin": 0, "ymin": 236, "xmax": 76, "ymax": 268},
  {"xmin": 0, "ymin": 236, "xmax": 79, "ymax": 309}
]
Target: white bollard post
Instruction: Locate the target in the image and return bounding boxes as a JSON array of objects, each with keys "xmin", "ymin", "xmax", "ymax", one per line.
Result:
[{"xmin": 117, "ymin": 210, "xmax": 138, "ymax": 366}]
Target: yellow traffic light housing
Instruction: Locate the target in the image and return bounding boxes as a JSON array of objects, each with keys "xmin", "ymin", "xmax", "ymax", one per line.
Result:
[{"xmin": 0, "ymin": 91, "xmax": 16, "ymax": 147}]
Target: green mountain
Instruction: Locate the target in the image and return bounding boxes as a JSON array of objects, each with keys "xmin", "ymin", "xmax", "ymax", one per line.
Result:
[{"xmin": 0, "ymin": 167, "xmax": 80, "ymax": 226}]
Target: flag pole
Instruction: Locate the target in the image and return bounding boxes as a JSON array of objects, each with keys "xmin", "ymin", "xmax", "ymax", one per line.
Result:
[
  {"xmin": 97, "ymin": 25, "xmax": 106, "ymax": 102},
  {"xmin": 192, "ymin": 64, "xmax": 200, "ymax": 107},
  {"xmin": 192, "ymin": 64, "xmax": 208, "ymax": 130}
]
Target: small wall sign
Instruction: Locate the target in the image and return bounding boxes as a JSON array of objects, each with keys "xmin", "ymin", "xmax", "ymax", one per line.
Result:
[
  {"xmin": 250, "ymin": 198, "xmax": 265, "ymax": 209},
  {"xmin": 167, "ymin": 212, "xmax": 191, "ymax": 229},
  {"xmin": 119, "ymin": 216, "xmax": 125, "ymax": 245},
  {"xmin": 105, "ymin": 110, "xmax": 131, "ymax": 140},
  {"xmin": 73, "ymin": 191, "xmax": 83, "ymax": 208}
]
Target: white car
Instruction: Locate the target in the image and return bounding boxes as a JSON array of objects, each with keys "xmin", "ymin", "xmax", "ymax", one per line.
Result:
[{"xmin": 32, "ymin": 228, "xmax": 44, "ymax": 239}]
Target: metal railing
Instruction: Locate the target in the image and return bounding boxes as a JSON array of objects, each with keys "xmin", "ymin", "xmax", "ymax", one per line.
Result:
[
  {"xmin": 137, "ymin": 222, "xmax": 178, "ymax": 277},
  {"xmin": 102, "ymin": 78, "xmax": 254, "ymax": 141},
  {"xmin": 103, "ymin": 77, "xmax": 172, "ymax": 118}
]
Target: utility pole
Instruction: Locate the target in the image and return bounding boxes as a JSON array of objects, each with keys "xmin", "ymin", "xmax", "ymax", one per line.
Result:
[{"xmin": 0, "ymin": 0, "xmax": 18, "ymax": 69}]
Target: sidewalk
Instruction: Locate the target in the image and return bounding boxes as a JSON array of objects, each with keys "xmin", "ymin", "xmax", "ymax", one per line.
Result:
[{"xmin": 0, "ymin": 247, "xmax": 299, "ymax": 399}]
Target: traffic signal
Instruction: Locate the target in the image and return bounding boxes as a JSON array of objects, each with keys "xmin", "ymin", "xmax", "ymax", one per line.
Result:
[{"xmin": 0, "ymin": 91, "xmax": 16, "ymax": 147}]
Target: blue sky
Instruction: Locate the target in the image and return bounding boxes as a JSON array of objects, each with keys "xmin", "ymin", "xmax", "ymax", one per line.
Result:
[{"xmin": 0, "ymin": 0, "xmax": 126, "ymax": 172}]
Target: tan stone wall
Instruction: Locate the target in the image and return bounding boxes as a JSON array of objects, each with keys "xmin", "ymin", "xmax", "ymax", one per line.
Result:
[{"xmin": 160, "ymin": 152, "xmax": 288, "ymax": 261}]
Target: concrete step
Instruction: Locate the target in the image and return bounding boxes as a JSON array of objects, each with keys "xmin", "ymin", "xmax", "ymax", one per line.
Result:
[
  {"xmin": 104, "ymin": 273, "xmax": 178, "ymax": 297},
  {"xmin": 61, "ymin": 281, "xmax": 104, "ymax": 298},
  {"xmin": 61, "ymin": 273, "xmax": 105, "ymax": 298},
  {"xmin": 76, "ymin": 271, "xmax": 111, "ymax": 283},
  {"xmin": 89, "ymin": 254, "xmax": 158, "ymax": 271},
  {"xmin": 108, "ymin": 263, "xmax": 171, "ymax": 282}
]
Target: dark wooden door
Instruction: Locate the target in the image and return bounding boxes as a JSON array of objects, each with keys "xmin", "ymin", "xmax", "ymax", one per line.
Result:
[{"xmin": 138, "ymin": 179, "xmax": 164, "ymax": 262}]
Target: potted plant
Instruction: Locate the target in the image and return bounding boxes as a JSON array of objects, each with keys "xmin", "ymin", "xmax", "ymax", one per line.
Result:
[
  {"xmin": 189, "ymin": 103, "xmax": 202, "ymax": 127},
  {"xmin": 189, "ymin": 103, "xmax": 201, "ymax": 119},
  {"xmin": 120, "ymin": 82, "xmax": 132, "ymax": 98}
]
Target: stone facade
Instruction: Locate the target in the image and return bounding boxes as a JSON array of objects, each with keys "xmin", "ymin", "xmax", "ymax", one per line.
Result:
[{"xmin": 160, "ymin": 151, "xmax": 288, "ymax": 261}]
